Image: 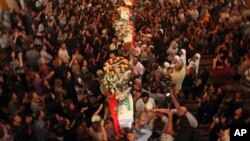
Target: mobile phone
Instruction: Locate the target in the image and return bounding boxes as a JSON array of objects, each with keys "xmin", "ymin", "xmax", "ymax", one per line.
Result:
[{"xmin": 166, "ymin": 93, "xmax": 170, "ymax": 97}]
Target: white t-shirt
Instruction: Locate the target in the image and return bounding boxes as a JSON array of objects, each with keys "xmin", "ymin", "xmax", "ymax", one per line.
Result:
[
  {"xmin": 58, "ymin": 48, "xmax": 70, "ymax": 64},
  {"xmin": 136, "ymin": 98, "xmax": 156, "ymax": 111},
  {"xmin": 130, "ymin": 61, "xmax": 145, "ymax": 76}
]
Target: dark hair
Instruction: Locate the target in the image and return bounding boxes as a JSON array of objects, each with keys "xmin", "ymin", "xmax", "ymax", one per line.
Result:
[
  {"xmin": 11, "ymin": 113, "xmax": 20, "ymax": 122},
  {"xmin": 141, "ymin": 92, "xmax": 149, "ymax": 98},
  {"xmin": 105, "ymin": 117, "xmax": 114, "ymax": 125},
  {"xmin": 91, "ymin": 121, "xmax": 101, "ymax": 132},
  {"xmin": 133, "ymin": 56, "xmax": 140, "ymax": 61}
]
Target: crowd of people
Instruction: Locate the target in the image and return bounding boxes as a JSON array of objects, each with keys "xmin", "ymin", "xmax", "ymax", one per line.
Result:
[{"xmin": 0, "ymin": 0, "xmax": 250, "ymax": 141}]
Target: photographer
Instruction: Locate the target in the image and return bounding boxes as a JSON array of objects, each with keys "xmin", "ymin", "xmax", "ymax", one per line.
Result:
[
  {"xmin": 170, "ymin": 92, "xmax": 198, "ymax": 128},
  {"xmin": 149, "ymin": 108, "xmax": 174, "ymax": 141},
  {"xmin": 143, "ymin": 90, "xmax": 198, "ymax": 128},
  {"xmin": 150, "ymin": 106, "xmax": 199, "ymax": 141}
]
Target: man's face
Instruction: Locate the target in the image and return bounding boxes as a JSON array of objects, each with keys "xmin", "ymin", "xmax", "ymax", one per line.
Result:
[
  {"xmin": 40, "ymin": 111, "xmax": 46, "ymax": 118},
  {"xmin": 12, "ymin": 93, "xmax": 17, "ymax": 101},
  {"xmin": 105, "ymin": 121, "xmax": 113, "ymax": 128},
  {"xmin": 70, "ymin": 103, "xmax": 75, "ymax": 110},
  {"xmin": 142, "ymin": 96, "xmax": 149, "ymax": 104},
  {"xmin": 167, "ymin": 68, "xmax": 173, "ymax": 74},
  {"xmin": 127, "ymin": 132, "xmax": 135, "ymax": 141},
  {"xmin": 90, "ymin": 97, "xmax": 97, "ymax": 104},
  {"xmin": 133, "ymin": 58, "xmax": 138, "ymax": 65},
  {"xmin": 61, "ymin": 44, "xmax": 66, "ymax": 50},
  {"xmin": 139, "ymin": 113, "xmax": 148, "ymax": 126},
  {"xmin": 235, "ymin": 93, "xmax": 242, "ymax": 102},
  {"xmin": 14, "ymin": 115, "xmax": 21, "ymax": 123}
]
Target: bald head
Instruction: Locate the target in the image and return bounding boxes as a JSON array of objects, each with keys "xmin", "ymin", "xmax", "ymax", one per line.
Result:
[
  {"xmin": 134, "ymin": 78, "xmax": 141, "ymax": 85},
  {"xmin": 177, "ymin": 106, "xmax": 187, "ymax": 116}
]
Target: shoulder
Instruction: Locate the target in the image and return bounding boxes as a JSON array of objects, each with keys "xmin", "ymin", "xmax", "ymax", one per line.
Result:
[
  {"xmin": 136, "ymin": 99, "xmax": 143, "ymax": 104},
  {"xmin": 149, "ymin": 98, "xmax": 155, "ymax": 103}
]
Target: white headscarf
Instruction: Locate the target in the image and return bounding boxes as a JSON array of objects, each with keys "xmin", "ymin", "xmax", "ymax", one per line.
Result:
[
  {"xmin": 180, "ymin": 49, "xmax": 186, "ymax": 66},
  {"xmin": 164, "ymin": 62, "xmax": 170, "ymax": 69},
  {"xmin": 170, "ymin": 55, "xmax": 183, "ymax": 70},
  {"xmin": 161, "ymin": 62, "xmax": 171, "ymax": 73},
  {"xmin": 174, "ymin": 55, "xmax": 182, "ymax": 64},
  {"xmin": 193, "ymin": 53, "xmax": 201, "ymax": 74}
]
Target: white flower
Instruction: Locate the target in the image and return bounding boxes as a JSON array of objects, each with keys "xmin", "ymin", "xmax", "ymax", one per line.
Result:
[{"xmin": 111, "ymin": 88, "xmax": 115, "ymax": 94}]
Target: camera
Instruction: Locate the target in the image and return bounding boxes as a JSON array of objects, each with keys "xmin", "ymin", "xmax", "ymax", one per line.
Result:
[
  {"xmin": 166, "ymin": 93, "xmax": 170, "ymax": 97},
  {"xmin": 165, "ymin": 93, "xmax": 172, "ymax": 108}
]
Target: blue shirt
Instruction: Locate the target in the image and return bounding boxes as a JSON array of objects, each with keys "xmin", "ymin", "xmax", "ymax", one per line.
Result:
[{"xmin": 134, "ymin": 128, "xmax": 152, "ymax": 141}]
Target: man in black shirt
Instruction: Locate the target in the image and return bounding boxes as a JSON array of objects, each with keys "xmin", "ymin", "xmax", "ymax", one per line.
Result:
[{"xmin": 11, "ymin": 114, "xmax": 32, "ymax": 141}]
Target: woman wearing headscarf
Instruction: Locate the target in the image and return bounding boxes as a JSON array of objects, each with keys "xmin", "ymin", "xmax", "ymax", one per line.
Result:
[
  {"xmin": 170, "ymin": 55, "xmax": 186, "ymax": 93},
  {"xmin": 167, "ymin": 39, "xmax": 179, "ymax": 62},
  {"xmin": 179, "ymin": 49, "xmax": 187, "ymax": 67},
  {"xmin": 188, "ymin": 53, "xmax": 201, "ymax": 75}
]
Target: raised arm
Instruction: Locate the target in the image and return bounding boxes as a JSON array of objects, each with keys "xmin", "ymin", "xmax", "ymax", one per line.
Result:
[
  {"xmin": 142, "ymin": 89, "xmax": 164, "ymax": 103},
  {"xmin": 69, "ymin": 55, "xmax": 76, "ymax": 68},
  {"xmin": 100, "ymin": 120, "xmax": 108, "ymax": 141},
  {"xmin": 45, "ymin": 70, "xmax": 54, "ymax": 80},
  {"xmin": 18, "ymin": 52, "xmax": 24, "ymax": 68},
  {"xmin": 170, "ymin": 92, "xmax": 181, "ymax": 109},
  {"xmin": 165, "ymin": 109, "xmax": 173, "ymax": 135},
  {"xmin": 150, "ymin": 109, "xmax": 173, "ymax": 135},
  {"xmin": 93, "ymin": 103, "xmax": 103, "ymax": 117}
]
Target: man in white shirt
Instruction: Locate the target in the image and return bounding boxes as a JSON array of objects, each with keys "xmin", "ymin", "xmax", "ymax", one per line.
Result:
[
  {"xmin": 40, "ymin": 45, "xmax": 52, "ymax": 64},
  {"xmin": 130, "ymin": 45, "xmax": 141, "ymax": 58},
  {"xmin": 58, "ymin": 43, "xmax": 70, "ymax": 65},
  {"xmin": 167, "ymin": 39, "xmax": 179, "ymax": 62},
  {"xmin": 130, "ymin": 56, "xmax": 144, "ymax": 77},
  {"xmin": 136, "ymin": 92, "xmax": 156, "ymax": 111}
]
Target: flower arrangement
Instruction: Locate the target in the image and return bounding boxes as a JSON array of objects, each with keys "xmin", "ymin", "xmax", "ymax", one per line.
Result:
[
  {"xmin": 103, "ymin": 56, "xmax": 130, "ymax": 95},
  {"xmin": 115, "ymin": 20, "xmax": 132, "ymax": 40},
  {"xmin": 115, "ymin": 6, "xmax": 133, "ymax": 42}
]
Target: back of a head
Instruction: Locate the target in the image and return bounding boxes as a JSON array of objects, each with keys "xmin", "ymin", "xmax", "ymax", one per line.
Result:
[
  {"xmin": 179, "ymin": 116, "xmax": 191, "ymax": 129},
  {"xmin": 91, "ymin": 121, "xmax": 101, "ymax": 132},
  {"xmin": 180, "ymin": 106, "xmax": 187, "ymax": 113},
  {"xmin": 177, "ymin": 106, "xmax": 187, "ymax": 117},
  {"xmin": 175, "ymin": 116, "xmax": 193, "ymax": 141}
]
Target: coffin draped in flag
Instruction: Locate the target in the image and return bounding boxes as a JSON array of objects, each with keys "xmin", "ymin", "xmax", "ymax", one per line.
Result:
[{"xmin": 103, "ymin": 56, "xmax": 134, "ymax": 138}]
